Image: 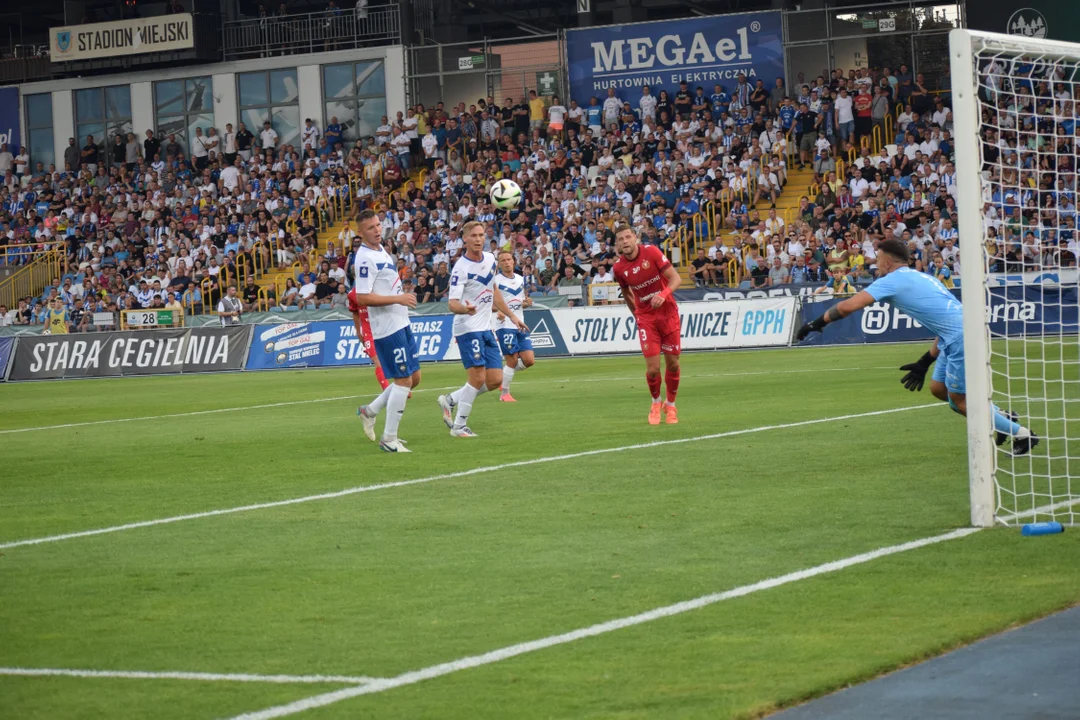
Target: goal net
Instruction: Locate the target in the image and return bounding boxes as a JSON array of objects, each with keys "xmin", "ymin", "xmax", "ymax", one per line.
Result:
[{"xmin": 951, "ymin": 29, "xmax": 1080, "ymax": 527}]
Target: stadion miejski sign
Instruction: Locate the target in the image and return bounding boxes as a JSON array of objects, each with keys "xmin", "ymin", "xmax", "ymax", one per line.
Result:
[{"xmin": 50, "ymin": 14, "xmax": 195, "ymax": 62}]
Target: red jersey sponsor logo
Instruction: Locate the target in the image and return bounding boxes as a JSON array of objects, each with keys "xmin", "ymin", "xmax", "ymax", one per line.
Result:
[{"xmin": 614, "ymin": 245, "xmax": 676, "ymax": 316}]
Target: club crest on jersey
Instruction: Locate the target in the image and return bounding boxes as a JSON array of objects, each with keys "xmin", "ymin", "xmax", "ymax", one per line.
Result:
[{"xmin": 642, "ymin": 260, "xmax": 650, "ymax": 269}]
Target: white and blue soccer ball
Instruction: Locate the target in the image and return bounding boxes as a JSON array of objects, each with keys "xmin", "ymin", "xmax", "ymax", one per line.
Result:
[{"xmin": 490, "ymin": 179, "xmax": 522, "ymax": 210}]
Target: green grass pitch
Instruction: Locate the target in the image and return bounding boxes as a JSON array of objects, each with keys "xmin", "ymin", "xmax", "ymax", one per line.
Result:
[{"xmin": 1, "ymin": 344, "xmax": 1078, "ymax": 719}]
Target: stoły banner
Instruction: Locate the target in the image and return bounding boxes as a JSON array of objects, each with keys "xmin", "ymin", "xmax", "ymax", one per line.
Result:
[
  {"xmin": 0, "ymin": 337, "xmax": 14, "ymax": 381},
  {"xmin": 565, "ymin": 11, "xmax": 784, "ymax": 104},
  {"xmin": 7, "ymin": 326, "xmax": 251, "ymax": 381},
  {"xmin": 0, "ymin": 87, "xmax": 20, "ymax": 155},
  {"xmin": 51, "ymin": 14, "xmax": 195, "ymax": 62},
  {"xmin": 798, "ymin": 286, "xmax": 1080, "ymax": 346},
  {"xmin": 535, "ymin": 298, "xmax": 795, "ymax": 356},
  {"xmin": 246, "ymin": 317, "xmax": 459, "ymax": 370}
]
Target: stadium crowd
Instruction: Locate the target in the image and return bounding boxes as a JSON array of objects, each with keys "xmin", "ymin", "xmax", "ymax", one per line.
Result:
[{"xmin": 2, "ymin": 55, "xmax": 1077, "ymax": 330}]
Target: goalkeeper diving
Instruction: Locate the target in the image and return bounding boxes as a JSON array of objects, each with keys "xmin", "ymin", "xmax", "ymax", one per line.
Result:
[{"xmin": 797, "ymin": 238, "xmax": 1038, "ymax": 456}]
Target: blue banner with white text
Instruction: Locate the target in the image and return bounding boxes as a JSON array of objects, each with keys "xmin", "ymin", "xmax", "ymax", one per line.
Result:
[
  {"xmin": 245, "ymin": 317, "xmax": 458, "ymax": 370},
  {"xmin": 0, "ymin": 87, "xmax": 20, "ymax": 155},
  {"xmin": 565, "ymin": 11, "xmax": 784, "ymax": 106},
  {"xmin": 798, "ymin": 286, "xmax": 1080, "ymax": 346}
]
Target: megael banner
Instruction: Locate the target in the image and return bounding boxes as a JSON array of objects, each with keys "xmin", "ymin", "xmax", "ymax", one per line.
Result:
[
  {"xmin": 50, "ymin": 14, "xmax": 195, "ymax": 62},
  {"xmin": 246, "ymin": 318, "xmax": 459, "ymax": 370},
  {"xmin": 547, "ymin": 298, "xmax": 796, "ymax": 355},
  {"xmin": 7, "ymin": 326, "xmax": 251, "ymax": 381},
  {"xmin": 0, "ymin": 337, "xmax": 14, "ymax": 381},
  {"xmin": 565, "ymin": 11, "xmax": 784, "ymax": 104},
  {"xmin": 0, "ymin": 87, "xmax": 20, "ymax": 154}
]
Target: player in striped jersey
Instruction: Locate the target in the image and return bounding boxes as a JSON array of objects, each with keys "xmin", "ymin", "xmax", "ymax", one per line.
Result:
[{"xmin": 492, "ymin": 250, "xmax": 535, "ymax": 402}]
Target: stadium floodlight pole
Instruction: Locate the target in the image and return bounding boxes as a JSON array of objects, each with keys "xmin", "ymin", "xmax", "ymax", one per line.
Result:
[{"xmin": 949, "ymin": 28, "xmax": 996, "ymax": 527}]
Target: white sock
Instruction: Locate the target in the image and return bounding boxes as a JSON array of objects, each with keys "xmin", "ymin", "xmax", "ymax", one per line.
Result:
[
  {"xmin": 515, "ymin": 358, "xmax": 526, "ymax": 371},
  {"xmin": 382, "ymin": 383, "xmax": 410, "ymax": 439},
  {"xmin": 367, "ymin": 385, "xmax": 394, "ymax": 415},
  {"xmin": 451, "ymin": 381, "xmax": 488, "ymax": 404},
  {"xmin": 501, "ymin": 366, "xmax": 515, "ymax": 392},
  {"xmin": 453, "ymin": 383, "xmax": 481, "ymax": 430}
]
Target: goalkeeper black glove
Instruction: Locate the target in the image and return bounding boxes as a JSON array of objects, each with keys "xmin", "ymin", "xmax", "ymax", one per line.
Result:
[
  {"xmin": 795, "ymin": 315, "xmax": 828, "ymax": 342},
  {"xmin": 898, "ymin": 351, "xmax": 935, "ymax": 392}
]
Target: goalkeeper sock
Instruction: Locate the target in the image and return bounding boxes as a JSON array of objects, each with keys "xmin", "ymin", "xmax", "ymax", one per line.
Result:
[
  {"xmin": 516, "ymin": 358, "xmax": 526, "ymax": 371},
  {"xmin": 367, "ymin": 384, "xmax": 394, "ymax": 415},
  {"xmin": 501, "ymin": 366, "xmax": 515, "ymax": 393},
  {"xmin": 664, "ymin": 368, "xmax": 680, "ymax": 404},
  {"xmin": 374, "ymin": 365, "xmax": 389, "ymax": 390},
  {"xmin": 453, "ymin": 383, "xmax": 481, "ymax": 430},
  {"xmin": 382, "ymin": 383, "xmax": 410, "ymax": 439},
  {"xmin": 646, "ymin": 372, "xmax": 662, "ymax": 401},
  {"xmin": 992, "ymin": 405, "xmax": 1027, "ymax": 438}
]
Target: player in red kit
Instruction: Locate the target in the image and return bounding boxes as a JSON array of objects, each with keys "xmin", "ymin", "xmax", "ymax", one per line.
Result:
[
  {"xmin": 348, "ymin": 288, "xmax": 390, "ymax": 391},
  {"xmin": 612, "ymin": 224, "xmax": 683, "ymax": 425}
]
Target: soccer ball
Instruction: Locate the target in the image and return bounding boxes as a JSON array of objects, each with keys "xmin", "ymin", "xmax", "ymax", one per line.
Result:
[{"xmin": 490, "ymin": 179, "xmax": 522, "ymax": 210}]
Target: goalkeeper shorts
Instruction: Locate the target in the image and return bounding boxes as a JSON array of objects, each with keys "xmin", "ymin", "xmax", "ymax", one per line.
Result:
[{"xmin": 932, "ymin": 340, "xmax": 966, "ymax": 395}]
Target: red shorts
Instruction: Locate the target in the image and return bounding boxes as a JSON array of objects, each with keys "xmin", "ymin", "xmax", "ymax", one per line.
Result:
[{"xmin": 636, "ymin": 311, "xmax": 681, "ymax": 358}]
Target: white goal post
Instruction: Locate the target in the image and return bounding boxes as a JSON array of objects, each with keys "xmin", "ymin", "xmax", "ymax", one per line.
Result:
[{"xmin": 950, "ymin": 28, "xmax": 1080, "ymax": 527}]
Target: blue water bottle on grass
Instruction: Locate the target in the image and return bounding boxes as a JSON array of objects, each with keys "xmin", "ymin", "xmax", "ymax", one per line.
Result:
[{"xmin": 1021, "ymin": 522, "xmax": 1064, "ymax": 536}]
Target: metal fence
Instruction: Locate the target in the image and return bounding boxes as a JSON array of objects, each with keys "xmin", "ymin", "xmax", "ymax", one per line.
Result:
[
  {"xmin": 405, "ymin": 34, "xmax": 566, "ymax": 110},
  {"xmin": 782, "ymin": 0, "xmax": 964, "ymax": 90},
  {"xmin": 222, "ymin": 5, "xmax": 401, "ymax": 61}
]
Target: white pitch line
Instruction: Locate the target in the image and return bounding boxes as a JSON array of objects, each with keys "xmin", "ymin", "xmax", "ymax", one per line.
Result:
[
  {"xmin": 0, "ymin": 667, "xmax": 380, "ymax": 685},
  {"xmin": 0, "ymin": 366, "xmax": 893, "ymax": 436},
  {"xmin": 996, "ymin": 496, "xmax": 1080, "ymax": 524},
  {"xmin": 0, "ymin": 402, "xmax": 942, "ymax": 551},
  {"xmin": 227, "ymin": 527, "xmax": 981, "ymax": 720}
]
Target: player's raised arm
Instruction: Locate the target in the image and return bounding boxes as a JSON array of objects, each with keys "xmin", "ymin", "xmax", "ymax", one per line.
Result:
[{"xmin": 796, "ymin": 289, "xmax": 875, "ymax": 340}]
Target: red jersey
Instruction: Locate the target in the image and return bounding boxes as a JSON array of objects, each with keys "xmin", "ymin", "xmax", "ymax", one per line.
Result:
[{"xmin": 613, "ymin": 244, "xmax": 678, "ymax": 317}]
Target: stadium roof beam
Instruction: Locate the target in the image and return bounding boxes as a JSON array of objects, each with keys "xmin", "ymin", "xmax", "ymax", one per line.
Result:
[{"xmin": 464, "ymin": 0, "xmax": 552, "ymax": 35}]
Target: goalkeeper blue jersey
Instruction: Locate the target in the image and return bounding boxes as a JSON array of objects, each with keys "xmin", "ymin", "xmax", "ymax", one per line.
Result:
[{"xmin": 865, "ymin": 267, "xmax": 964, "ymax": 347}]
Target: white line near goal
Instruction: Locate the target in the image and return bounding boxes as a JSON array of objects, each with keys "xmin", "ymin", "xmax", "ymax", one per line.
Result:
[
  {"xmin": 226, "ymin": 528, "xmax": 981, "ymax": 720},
  {"xmin": 0, "ymin": 402, "xmax": 942, "ymax": 551},
  {"xmin": 0, "ymin": 667, "xmax": 382, "ymax": 685}
]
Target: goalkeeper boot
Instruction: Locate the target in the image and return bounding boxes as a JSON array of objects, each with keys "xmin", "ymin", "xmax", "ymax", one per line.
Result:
[
  {"xmin": 1012, "ymin": 432, "xmax": 1040, "ymax": 457},
  {"xmin": 663, "ymin": 403, "xmax": 678, "ymax": 424},
  {"xmin": 648, "ymin": 401, "xmax": 662, "ymax": 426},
  {"xmin": 357, "ymin": 406, "xmax": 377, "ymax": 442},
  {"xmin": 996, "ymin": 410, "xmax": 1019, "ymax": 447}
]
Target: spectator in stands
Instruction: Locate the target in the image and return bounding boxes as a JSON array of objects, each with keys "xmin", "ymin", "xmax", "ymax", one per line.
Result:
[{"xmin": 691, "ymin": 248, "xmax": 717, "ymax": 288}]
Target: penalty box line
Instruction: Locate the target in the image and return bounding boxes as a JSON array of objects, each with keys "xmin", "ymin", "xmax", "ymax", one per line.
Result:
[
  {"xmin": 0, "ymin": 402, "xmax": 942, "ymax": 551},
  {"xmin": 227, "ymin": 527, "xmax": 982, "ymax": 720},
  {"xmin": 0, "ymin": 667, "xmax": 383, "ymax": 685}
]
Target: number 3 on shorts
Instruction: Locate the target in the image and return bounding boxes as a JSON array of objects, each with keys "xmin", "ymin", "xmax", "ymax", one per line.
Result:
[
  {"xmin": 638, "ymin": 327, "xmax": 648, "ymax": 342},
  {"xmin": 471, "ymin": 339, "xmax": 481, "ymax": 354}
]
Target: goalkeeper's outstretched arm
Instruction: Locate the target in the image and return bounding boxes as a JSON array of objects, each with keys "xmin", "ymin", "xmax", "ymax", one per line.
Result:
[{"xmin": 795, "ymin": 290, "xmax": 875, "ymax": 340}]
